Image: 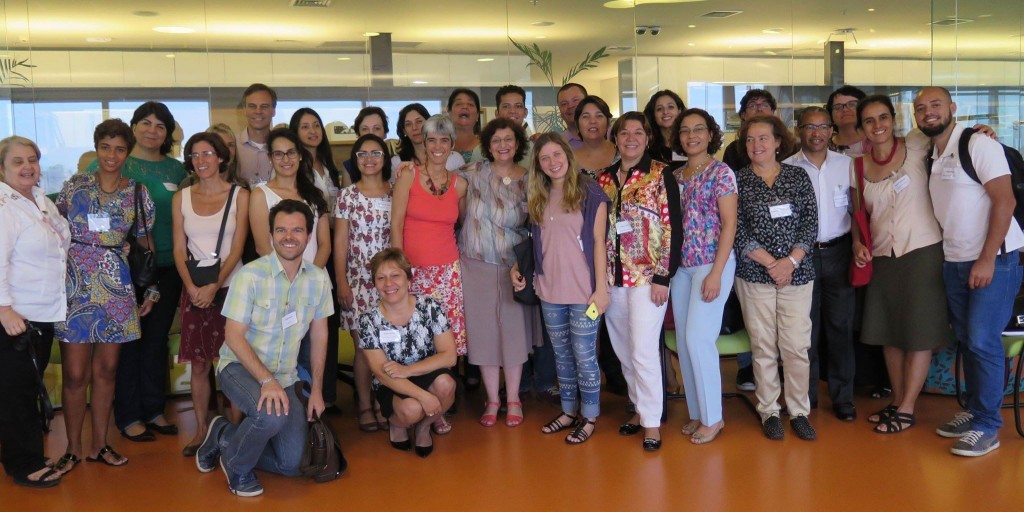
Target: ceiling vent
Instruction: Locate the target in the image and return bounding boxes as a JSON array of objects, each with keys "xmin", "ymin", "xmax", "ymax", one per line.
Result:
[
  {"xmin": 291, "ymin": 0, "xmax": 332, "ymax": 7},
  {"xmin": 699, "ymin": 11, "xmax": 742, "ymax": 19},
  {"xmin": 930, "ymin": 18, "xmax": 973, "ymax": 26}
]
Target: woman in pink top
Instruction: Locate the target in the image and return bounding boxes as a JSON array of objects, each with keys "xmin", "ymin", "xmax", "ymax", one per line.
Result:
[{"xmin": 391, "ymin": 114, "xmax": 468, "ymax": 432}]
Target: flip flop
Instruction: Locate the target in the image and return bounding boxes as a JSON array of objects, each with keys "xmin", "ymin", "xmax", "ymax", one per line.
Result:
[
  {"xmin": 51, "ymin": 453, "xmax": 80, "ymax": 476},
  {"xmin": 14, "ymin": 467, "xmax": 62, "ymax": 488},
  {"xmin": 86, "ymin": 446, "xmax": 128, "ymax": 466}
]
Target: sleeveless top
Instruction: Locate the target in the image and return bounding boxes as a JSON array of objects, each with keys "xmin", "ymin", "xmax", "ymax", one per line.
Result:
[
  {"xmin": 256, "ymin": 184, "xmax": 320, "ymax": 263},
  {"xmin": 404, "ymin": 165, "xmax": 460, "ymax": 267},
  {"xmin": 183, "ymin": 186, "xmax": 243, "ymax": 288}
]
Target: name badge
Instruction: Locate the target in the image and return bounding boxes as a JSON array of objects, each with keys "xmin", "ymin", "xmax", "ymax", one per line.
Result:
[
  {"xmin": 163, "ymin": 182, "xmax": 179, "ymax": 192},
  {"xmin": 87, "ymin": 212, "xmax": 111, "ymax": 232},
  {"xmin": 281, "ymin": 311, "xmax": 298, "ymax": 329},
  {"xmin": 380, "ymin": 329, "xmax": 401, "ymax": 344},
  {"xmin": 372, "ymin": 198, "xmax": 392, "ymax": 212},
  {"xmin": 615, "ymin": 220, "xmax": 633, "ymax": 235},
  {"xmin": 893, "ymin": 175, "xmax": 911, "ymax": 194},
  {"xmin": 833, "ymin": 187, "xmax": 849, "ymax": 208},
  {"xmin": 769, "ymin": 203, "xmax": 793, "ymax": 219},
  {"xmin": 941, "ymin": 165, "xmax": 957, "ymax": 181}
]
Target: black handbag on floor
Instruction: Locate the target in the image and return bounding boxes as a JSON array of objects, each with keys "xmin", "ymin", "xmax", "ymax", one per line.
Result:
[
  {"xmin": 184, "ymin": 185, "xmax": 236, "ymax": 287},
  {"xmin": 512, "ymin": 233, "xmax": 540, "ymax": 305},
  {"xmin": 126, "ymin": 182, "xmax": 157, "ymax": 289}
]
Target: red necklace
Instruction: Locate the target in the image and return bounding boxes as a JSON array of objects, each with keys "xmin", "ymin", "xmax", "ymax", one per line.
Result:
[{"xmin": 870, "ymin": 139, "xmax": 899, "ymax": 166}]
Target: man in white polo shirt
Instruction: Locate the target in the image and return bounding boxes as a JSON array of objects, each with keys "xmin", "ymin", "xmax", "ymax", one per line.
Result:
[
  {"xmin": 915, "ymin": 86, "xmax": 1024, "ymax": 457},
  {"xmin": 784, "ymin": 106, "xmax": 857, "ymax": 421}
]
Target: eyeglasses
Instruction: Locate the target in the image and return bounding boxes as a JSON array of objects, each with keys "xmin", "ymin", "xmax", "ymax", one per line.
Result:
[
  {"xmin": 271, "ymin": 149, "xmax": 299, "ymax": 161},
  {"xmin": 745, "ymin": 101, "xmax": 773, "ymax": 113},
  {"xmin": 355, "ymin": 150, "xmax": 384, "ymax": 159},
  {"xmin": 188, "ymin": 150, "xmax": 217, "ymax": 159},
  {"xmin": 799, "ymin": 124, "xmax": 832, "ymax": 132},
  {"xmin": 832, "ymin": 100, "xmax": 859, "ymax": 112},
  {"xmin": 678, "ymin": 126, "xmax": 708, "ymax": 137}
]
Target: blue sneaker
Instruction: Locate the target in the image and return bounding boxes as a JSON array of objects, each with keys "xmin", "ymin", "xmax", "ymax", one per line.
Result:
[
  {"xmin": 195, "ymin": 416, "xmax": 228, "ymax": 473},
  {"xmin": 220, "ymin": 457, "xmax": 264, "ymax": 497},
  {"xmin": 950, "ymin": 430, "xmax": 1000, "ymax": 457}
]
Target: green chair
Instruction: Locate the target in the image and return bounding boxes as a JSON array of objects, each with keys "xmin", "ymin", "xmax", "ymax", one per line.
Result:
[
  {"xmin": 664, "ymin": 328, "xmax": 759, "ymax": 419},
  {"xmin": 953, "ymin": 334, "xmax": 1024, "ymax": 438}
]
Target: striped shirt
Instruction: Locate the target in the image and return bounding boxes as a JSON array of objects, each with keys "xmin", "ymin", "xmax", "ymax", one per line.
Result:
[{"xmin": 217, "ymin": 251, "xmax": 334, "ymax": 386}]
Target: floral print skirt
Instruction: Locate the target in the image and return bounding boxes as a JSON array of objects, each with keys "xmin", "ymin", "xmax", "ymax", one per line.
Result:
[{"xmin": 410, "ymin": 261, "xmax": 467, "ymax": 355}]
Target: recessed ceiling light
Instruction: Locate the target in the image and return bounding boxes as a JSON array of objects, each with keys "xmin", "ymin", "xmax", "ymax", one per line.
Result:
[
  {"xmin": 132, "ymin": 10, "xmax": 159, "ymax": 17},
  {"xmin": 477, "ymin": 58, "xmax": 495, "ymax": 62},
  {"xmin": 165, "ymin": 54, "xmax": 175, "ymax": 58},
  {"xmin": 762, "ymin": 28, "xmax": 784, "ymax": 34},
  {"xmin": 977, "ymin": 14, "xmax": 991, "ymax": 18},
  {"xmin": 337, "ymin": 57, "xmax": 351, "ymax": 61},
  {"xmin": 412, "ymin": 80, "xmax": 428, "ymax": 85},
  {"xmin": 536, "ymin": 35, "xmax": 547, "ymax": 39},
  {"xmin": 687, "ymin": 43, "xmax": 695, "ymax": 46},
  {"xmin": 869, "ymin": 28, "xmax": 876, "ymax": 33},
  {"xmin": 363, "ymin": 32, "xmax": 380, "ymax": 37},
  {"xmin": 868, "ymin": 8, "xmax": 875, "ymax": 12},
  {"xmin": 688, "ymin": 25, "xmax": 697, "ymax": 28},
  {"xmin": 531, "ymin": 21, "xmax": 555, "ymax": 27},
  {"xmin": 85, "ymin": 37, "xmax": 111, "ymax": 43},
  {"xmin": 153, "ymin": 26, "xmax": 195, "ymax": 34}
]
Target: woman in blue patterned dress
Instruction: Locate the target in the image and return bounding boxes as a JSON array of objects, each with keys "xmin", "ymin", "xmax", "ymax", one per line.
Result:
[{"xmin": 54, "ymin": 119, "xmax": 155, "ymax": 470}]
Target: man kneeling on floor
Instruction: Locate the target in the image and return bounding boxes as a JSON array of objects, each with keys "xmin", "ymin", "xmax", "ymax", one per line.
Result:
[{"xmin": 196, "ymin": 199, "xmax": 334, "ymax": 496}]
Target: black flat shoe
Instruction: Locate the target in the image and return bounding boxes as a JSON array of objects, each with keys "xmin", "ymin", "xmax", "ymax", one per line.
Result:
[
  {"xmin": 643, "ymin": 437, "xmax": 662, "ymax": 451},
  {"xmin": 146, "ymin": 422, "xmax": 179, "ymax": 436},
  {"xmin": 619, "ymin": 422, "xmax": 642, "ymax": 436},
  {"xmin": 120, "ymin": 428, "xmax": 156, "ymax": 442}
]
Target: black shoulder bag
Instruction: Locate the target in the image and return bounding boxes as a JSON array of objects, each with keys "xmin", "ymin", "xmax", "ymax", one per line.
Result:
[{"xmin": 126, "ymin": 182, "xmax": 157, "ymax": 289}]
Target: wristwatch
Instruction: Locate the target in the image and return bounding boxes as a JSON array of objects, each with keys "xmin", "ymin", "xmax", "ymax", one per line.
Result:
[{"xmin": 788, "ymin": 256, "xmax": 800, "ymax": 268}]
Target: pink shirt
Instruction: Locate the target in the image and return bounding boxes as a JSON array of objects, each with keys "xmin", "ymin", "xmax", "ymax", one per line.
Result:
[{"xmin": 404, "ymin": 166, "xmax": 460, "ymax": 267}]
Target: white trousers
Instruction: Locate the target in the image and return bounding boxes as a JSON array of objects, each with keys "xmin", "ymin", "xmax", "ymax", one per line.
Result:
[{"xmin": 606, "ymin": 285, "xmax": 668, "ymax": 427}]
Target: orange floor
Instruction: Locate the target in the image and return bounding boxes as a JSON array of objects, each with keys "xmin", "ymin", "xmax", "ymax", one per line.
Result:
[{"xmin": 6, "ymin": 367, "xmax": 1024, "ymax": 511}]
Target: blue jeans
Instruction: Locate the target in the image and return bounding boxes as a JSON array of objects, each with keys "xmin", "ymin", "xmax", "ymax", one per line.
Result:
[
  {"xmin": 943, "ymin": 251, "xmax": 1023, "ymax": 434},
  {"xmin": 670, "ymin": 259, "xmax": 735, "ymax": 426},
  {"xmin": 218, "ymin": 362, "xmax": 307, "ymax": 478},
  {"xmin": 541, "ymin": 302, "xmax": 601, "ymax": 418}
]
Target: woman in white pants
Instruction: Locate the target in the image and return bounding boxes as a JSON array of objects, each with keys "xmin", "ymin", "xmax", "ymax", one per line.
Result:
[{"xmin": 596, "ymin": 112, "xmax": 681, "ymax": 451}]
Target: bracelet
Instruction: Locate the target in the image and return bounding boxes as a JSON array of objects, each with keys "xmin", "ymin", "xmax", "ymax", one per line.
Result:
[
  {"xmin": 787, "ymin": 256, "xmax": 799, "ymax": 268},
  {"xmin": 259, "ymin": 376, "xmax": 276, "ymax": 387},
  {"xmin": 144, "ymin": 287, "xmax": 161, "ymax": 303}
]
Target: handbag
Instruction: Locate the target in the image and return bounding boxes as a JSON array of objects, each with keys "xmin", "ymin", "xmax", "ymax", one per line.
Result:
[
  {"xmin": 185, "ymin": 185, "xmax": 236, "ymax": 287},
  {"xmin": 14, "ymin": 323, "xmax": 55, "ymax": 433},
  {"xmin": 849, "ymin": 157, "xmax": 873, "ymax": 287},
  {"xmin": 512, "ymin": 232, "xmax": 540, "ymax": 305},
  {"xmin": 126, "ymin": 182, "xmax": 157, "ymax": 289},
  {"xmin": 296, "ymin": 382, "xmax": 347, "ymax": 483}
]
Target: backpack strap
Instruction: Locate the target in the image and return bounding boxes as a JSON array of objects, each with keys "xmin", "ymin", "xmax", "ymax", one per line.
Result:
[{"xmin": 956, "ymin": 127, "xmax": 982, "ymax": 186}]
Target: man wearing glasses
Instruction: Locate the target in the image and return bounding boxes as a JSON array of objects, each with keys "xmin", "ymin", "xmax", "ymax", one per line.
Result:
[
  {"xmin": 784, "ymin": 107, "xmax": 857, "ymax": 420},
  {"xmin": 237, "ymin": 83, "xmax": 278, "ymax": 186}
]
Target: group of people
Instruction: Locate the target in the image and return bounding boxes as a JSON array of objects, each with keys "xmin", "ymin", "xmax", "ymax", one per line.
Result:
[{"xmin": 0, "ymin": 80, "xmax": 1019, "ymax": 496}]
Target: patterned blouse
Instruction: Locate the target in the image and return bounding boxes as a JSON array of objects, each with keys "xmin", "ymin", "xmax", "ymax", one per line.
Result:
[
  {"xmin": 457, "ymin": 160, "xmax": 529, "ymax": 266},
  {"xmin": 734, "ymin": 163, "xmax": 818, "ymax": 285},
  {"xmin": 597, "ymin": 155, "xmax": 681, "ymax": 288},
  {"xmin": 358, "ymin": 295, "xmax": 451, "ymax": 390},
  {"xmin": 673, "ymin": 159, "xmax": 737, "ymax": 268}
]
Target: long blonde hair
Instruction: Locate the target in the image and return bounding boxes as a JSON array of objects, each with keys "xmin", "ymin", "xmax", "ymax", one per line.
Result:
[{"xmin": 527, "ymin": 133, "xmax": 587, "ymax": 225}]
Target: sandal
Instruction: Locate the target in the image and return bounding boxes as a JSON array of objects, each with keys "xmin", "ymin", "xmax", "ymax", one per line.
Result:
[
  {"xmin": 867, "ymin": 404, "xmax": 898, "ymax": 424},
  {"xmin": 373, "ymin": 403, "xmax": 389, "ymax": 431},
  {"xmin": 358, "ymin": 408, "xmax": 380, "ymax": 433},
  {"xmin": 870, "ymin": 386, "xmax": 893, "ymax": 399},
  {"xmin": 51, "ymin": 453, "xmax": 80, "ymax": 476},
  {"xmin": 14, "ymin": 467, "xmax": 62, "ymax": 488},
  {"xmin": 690, "ymin": 424, "xmax": 724, "ymax": 445},
  {"xmin": 565, "ymin": 418, "xmax": 596, "ymax": 445},
  {"xmin": 873, "ymin": 411, "xmax": 916, "ymax": 434},
  {"xmin": 541, "ymin": 413, "xmax": 578, "ymax": 434},
  {"xmin": 505, "ymin": 401, "xmax": 524, "ymax": 428},
  {"xmin": 86, "ymin": 446, "xmax": 128, "ymax": 466},
  {"xmin": 480, "ymin": 401, "xmax": 500, "ymax": 427},
  {"xmin": 681, "ymin": 420, "xmax": 700, "ymax": 436},
  {"xmin": 432, "ymin": 415, "xmax": 453, "ymax": 436}
]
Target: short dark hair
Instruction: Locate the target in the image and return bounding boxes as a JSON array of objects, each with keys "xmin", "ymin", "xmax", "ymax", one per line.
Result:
[
  {"xmin": 369, "ymin": 248, "xmax": 413, "ymax": 281},
  {"xmin": 643, "ymin": 90, "xmax": 686, "ymax": 150},
  {"xmin": 610, "ymin": 111, "xmax": 652, "ymax": 145},
  {"xmin": 738, "ymin": 115, "xmax": 795, "ymax": 163},
  {"xmin": 739, "ymin": 89, "xmax": 777, "ymax": 114},
  {"xmin": 573, "ymin": 95, "xmax": 612, "ymax": 138},
  {"xmin": 354, "ymin": 106, "xmax": 389, "ymax": 136},
  {"xmin": 94, "ymin": 118, "xmax": 136, "ymax": 153},
  {"xmin": 397, "ymin": 103, "xmax": 431, "ymax": 162},
  {"xmin": 447, "ymin": 88, "xmax": 482, "ymax": 133},
  {"xmin": 856, "ymin": 94, "xmax": 897, "ymax": 129},
  {"xmin": 558, "ymin": 83, "xmax": 588, "ymax": 97},
  {"xmin": 495, "ymin": 85, "xmax": 527, "ymax": 108},
  {"xmin": 242, "ymin": 83, "xmax": 278, "ymax": 107},
  {"xmin": 479, "ymin": 117, "xmax": 528, "ymax": 163},
  {"xmin": 825, "ymin": 85, "xmax": 867, "ymax": 113},
  {"xmin": 130, "ymin": 101, "xmax": 177, "ymax": 155},
  {"xmin": 672, "ymin": 108, "xmax": 723, "ymax": 156},
  {"xmin": 348, "ymin": 134, "xmax": 392, "ymax": 183},
  {"xmin": 183, "ymin": 132, "xmax": 231, "ymax": 175},
  {"xmin": 269, "ymin": 199, "xmax": 314, "ymax": 234},
  {"xmin": 797, "ymin": 106, "xmax": 832, "ymax": 126}
]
